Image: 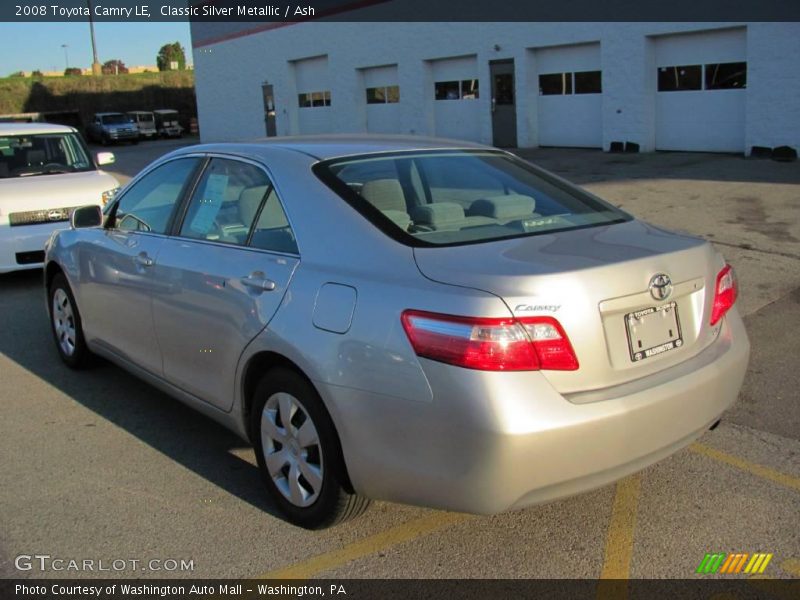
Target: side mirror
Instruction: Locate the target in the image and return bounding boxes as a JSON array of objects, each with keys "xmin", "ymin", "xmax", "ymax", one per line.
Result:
[
  {"xmin": 96, "ymin": 152, "xmax": 115, "ymax": 166},
  {"xmin": 71, "ymin": 205, "xmax": 103, "ymax": 229}
]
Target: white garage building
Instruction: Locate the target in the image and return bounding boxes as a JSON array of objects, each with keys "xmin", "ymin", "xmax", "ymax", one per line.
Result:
[{"xmin": 191, "ymin": 22, "xmax": 800, "ymax": 154}]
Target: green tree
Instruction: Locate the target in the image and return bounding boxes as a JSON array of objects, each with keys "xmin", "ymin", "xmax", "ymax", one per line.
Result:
[
  {"xmin": 32, "ymin": 70, "xmax": 43, "ymax": 77},
  {"xmin": 64, "ymin": 67, "xmax": 82, "ymax": 76},
  {"xmin": 157, "ymin": 42, "xmax": 186, "ymax": 71},
  {"xmin": 102, "ymin": 59, "xmax": 129, "ymax": 75}
]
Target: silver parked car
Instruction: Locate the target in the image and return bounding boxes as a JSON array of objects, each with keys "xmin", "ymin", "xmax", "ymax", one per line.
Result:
[{"xmin": 44, "ymin": 136, "xmax": 749, "ymax": 529}]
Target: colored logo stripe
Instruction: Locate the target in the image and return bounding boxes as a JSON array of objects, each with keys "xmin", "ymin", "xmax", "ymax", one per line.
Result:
[
  {"xmin": 697, "ymin": 553, "xmax": 726, "ymax": 574},
  {"xmin": 696, "ymin": 553, "xmax": 773, "ymax": 574},
  {"xmin": 720, "ymin": 553, "xmax": 748, "ymax": 573},
  {"xmin": 744, "ymin": 553, "xmax": 773, "ymax": 574}
]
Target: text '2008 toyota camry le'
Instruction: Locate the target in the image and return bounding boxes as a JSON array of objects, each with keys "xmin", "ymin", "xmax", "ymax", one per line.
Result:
[{"xmin": 44, "ymin": 136, "xmax": 749, "ymax": 529}]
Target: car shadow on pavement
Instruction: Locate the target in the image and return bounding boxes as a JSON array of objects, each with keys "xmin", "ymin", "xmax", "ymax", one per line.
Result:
[{"xmin": 0, "ymin": 269, "xmax": 283, "ymax": 520}]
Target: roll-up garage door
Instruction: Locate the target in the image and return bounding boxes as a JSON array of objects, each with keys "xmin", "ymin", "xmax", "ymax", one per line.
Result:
[
  {"xmin": 654, "ymin": 28, "xmax": 746, "ymax": 152},
  {"xmin": 535, "ymin": 43, "xmax": 602, "ymax": 148},
  {"xmin": 294, "ymin": 55, "xmax": 332, "ymax": 134},
  {"xmin": 430, "ymin": 55, "xmax": 481, "ymax": 142},
  {"xmin": 363, "ymin": 64, "xmax": 401, "ymax": 134}
]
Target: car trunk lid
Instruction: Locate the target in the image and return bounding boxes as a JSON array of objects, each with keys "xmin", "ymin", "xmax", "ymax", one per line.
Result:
[{"xmin": 413, "ymin": 219, "xmax": 723, "ymax": 394}]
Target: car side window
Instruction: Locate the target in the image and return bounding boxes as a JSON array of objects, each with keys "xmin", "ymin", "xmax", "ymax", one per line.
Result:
[
  {"xmin": 113, "ymin": 158, "xmax": 199, "ymax": 234},
  {"xmin": 249, "ymin": 188, "xmax": 299, "ymax": 254},
  {"xmin": 179, "ymin": 158, "xmax": 272, "ymax": 246}
]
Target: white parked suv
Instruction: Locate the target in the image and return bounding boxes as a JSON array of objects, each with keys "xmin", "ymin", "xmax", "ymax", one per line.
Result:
[{"xmin": 0, "ymin": 123, "xmax": 119, "ymax": 273}]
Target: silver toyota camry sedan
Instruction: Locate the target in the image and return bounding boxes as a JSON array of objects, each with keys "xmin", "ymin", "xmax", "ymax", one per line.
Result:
[{"xmin": 44, "ymin": 136, "xmax": 749, "ymax": 529}]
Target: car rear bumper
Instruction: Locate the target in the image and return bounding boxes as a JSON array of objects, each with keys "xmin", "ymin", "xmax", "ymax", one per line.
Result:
[
  {"xmin": 323, "ymin": 308, "xmax": 749, "ymax": 514},
  {"xmin": 0, "ymin": 222, "xmax": 63, "ymax": 273}
]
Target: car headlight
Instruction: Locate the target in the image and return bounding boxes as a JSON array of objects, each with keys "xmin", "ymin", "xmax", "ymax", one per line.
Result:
[{"xmin": 101, "ymin": 187, "xmax": 120, "ymax": 206}]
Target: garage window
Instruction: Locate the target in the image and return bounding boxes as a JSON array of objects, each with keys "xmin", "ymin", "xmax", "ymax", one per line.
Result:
[
  {"xmin": 366, "ymin": 85, "xmax": 400, "ymax": 104},
  {"xmin": 540, "ymin": 71, "xmax": 602, "ymax": 95},
  {"xmin": 435, "ymin": 79, "xmax": 479, "ymax": 100},
  {"xmin": 574, "ymin": 70, "xmax": 602, "ymax": 94},
  {"xmin": 705, "ymin": 62, "xmax": 747, "ymax": 90},
  {"xmin": 539, "ymin": 73, "xmax": 573, "ymax": 95},
  {"xmin": 657, "ymin": 65, "xmax": 702, "ymax": 91},
  {"xmin": 298, "ymin": 91, "xmax": 331, "ymax": 108}
]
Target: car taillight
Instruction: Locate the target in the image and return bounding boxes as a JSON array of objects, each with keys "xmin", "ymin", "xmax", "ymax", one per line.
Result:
[
  {"xmin": 401, "ymin": 310, "xmax": 578, "ymax": 371},
  {"xmin": 709, "ymin": 264, "xmax": 738, "ymax": 326}
]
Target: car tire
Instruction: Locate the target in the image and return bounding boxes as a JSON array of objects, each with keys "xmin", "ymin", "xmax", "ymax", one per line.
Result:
[
  {"xmin": 251, "ymin": 367, "xmax": 370, "ymax": 529},
  {"xmin": 48, "ymin": 273, "xmax": 92, "ymax": 369}
]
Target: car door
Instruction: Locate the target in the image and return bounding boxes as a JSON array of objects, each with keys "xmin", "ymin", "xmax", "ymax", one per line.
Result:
[
  {"xmin": 151, "ymin": 156, "xmax": 300, "ymax": 411},
  {"xmin": 78, "ymin": 156, "xmax": 202, "ymax": 375}
]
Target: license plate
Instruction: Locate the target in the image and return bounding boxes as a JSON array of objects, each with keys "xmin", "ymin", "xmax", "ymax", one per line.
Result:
[{"xmin": 625, "ymin": 302, "xmax": 683, "ymax": 362}]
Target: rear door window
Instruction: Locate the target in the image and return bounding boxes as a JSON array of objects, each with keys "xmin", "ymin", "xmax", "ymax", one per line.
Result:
[
  {"xmin": 177, "ymin": 157, "xmax": 298, "ymax": 254},
  {"xmin": 178, "ymin": 158, "xmax": 269, "ymax": 246}
]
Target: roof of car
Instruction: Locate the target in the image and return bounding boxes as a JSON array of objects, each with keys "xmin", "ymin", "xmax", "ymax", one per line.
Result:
[
  {"xmin": 0, "ymin": 122, "xmax": 76, "ymax": 136},
  {"xmin": 95, "ymin": 112, "xmax": 126, "ymax": 117},
  {"xmin": 187, "ymin": 134, "xmax": 493, "ymax": 161}
]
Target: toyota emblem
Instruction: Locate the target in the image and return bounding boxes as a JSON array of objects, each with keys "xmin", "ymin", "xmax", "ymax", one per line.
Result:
[{"xmin": 649, "ymin": 273, "xmax": 672, "ymax": 301}]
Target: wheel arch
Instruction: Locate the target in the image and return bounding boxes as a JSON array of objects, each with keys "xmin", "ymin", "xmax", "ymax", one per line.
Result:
[
  {"xmin": 241, "ymin": 350, "xmax": 355, "ymax": 493},
  {"xmin": 45, "ymin": 261, "xmax": 65, "ymax": 291}
]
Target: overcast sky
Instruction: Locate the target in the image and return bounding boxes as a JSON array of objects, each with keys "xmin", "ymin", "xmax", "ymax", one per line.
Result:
[{"xmin": 0, "ymin": 21, "xmax": 193, "ymax": 74}]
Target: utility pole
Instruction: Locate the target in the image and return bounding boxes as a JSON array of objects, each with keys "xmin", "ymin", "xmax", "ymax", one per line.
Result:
[
  {"xmin": 87, "ymin": 0, "xmax": 101, "ymax": 75},
  {"xmin": 61, "ymin": 44, "xmax": 69, "ymax": 70}
]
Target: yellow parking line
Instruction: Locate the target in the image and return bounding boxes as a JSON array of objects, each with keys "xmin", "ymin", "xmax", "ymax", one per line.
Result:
[
  {"xmin": 599, "ymin": 474, "xmax": 642, "ymax": 581},
  {"xmin": 256, "ymin": 512, "xmax": 468, "ymax": 579},
  {"xmin": 689, "ymin": 443, "xmax": 800, "ymax": 492}
]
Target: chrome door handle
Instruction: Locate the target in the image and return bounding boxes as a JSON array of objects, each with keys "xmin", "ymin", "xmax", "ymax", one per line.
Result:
[
  {"xmin": 134, "ymin": 253, "xmax": 154, "ymax": 267},
  {"xmin": 241, "ymin": 275, "xmax": 276, "ymax": 291}
]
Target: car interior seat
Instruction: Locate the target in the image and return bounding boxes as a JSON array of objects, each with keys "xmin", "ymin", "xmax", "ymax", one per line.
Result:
[
  {"xmin": 468, "ymin": 194, "xmax": 537, "ymax": 224},
  {"xmin": 410, "ymin": 202, "xmax": 470, "ymax": 232},
  {"xmin": 360, "ymin": 179, "xmax": 412, "ymax": 231},
  {"xmin": 241, "ymin": 186, "xmax": 298, "ymax": 254}
]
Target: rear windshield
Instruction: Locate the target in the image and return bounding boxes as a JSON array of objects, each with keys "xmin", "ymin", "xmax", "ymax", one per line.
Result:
[{"xmin": 315, "ymin": 150, "xmax": 630, "ymax": 247}]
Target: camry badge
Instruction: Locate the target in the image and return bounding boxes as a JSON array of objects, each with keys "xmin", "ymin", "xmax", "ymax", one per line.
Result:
[{"xmin": 649, "ymin": 273, "xmax": 672, "ymax": 301}]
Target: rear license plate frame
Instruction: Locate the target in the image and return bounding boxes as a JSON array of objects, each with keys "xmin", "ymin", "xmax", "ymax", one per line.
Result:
[{"xmin": 625, "ymin": 301, "xmax": 683, "ymax": 363}]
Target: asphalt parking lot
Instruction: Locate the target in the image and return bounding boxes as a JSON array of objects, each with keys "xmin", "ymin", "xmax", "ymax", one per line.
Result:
[{"xmin": 1, "ymin": 139, "xmax": 798, "ymax": 583}]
